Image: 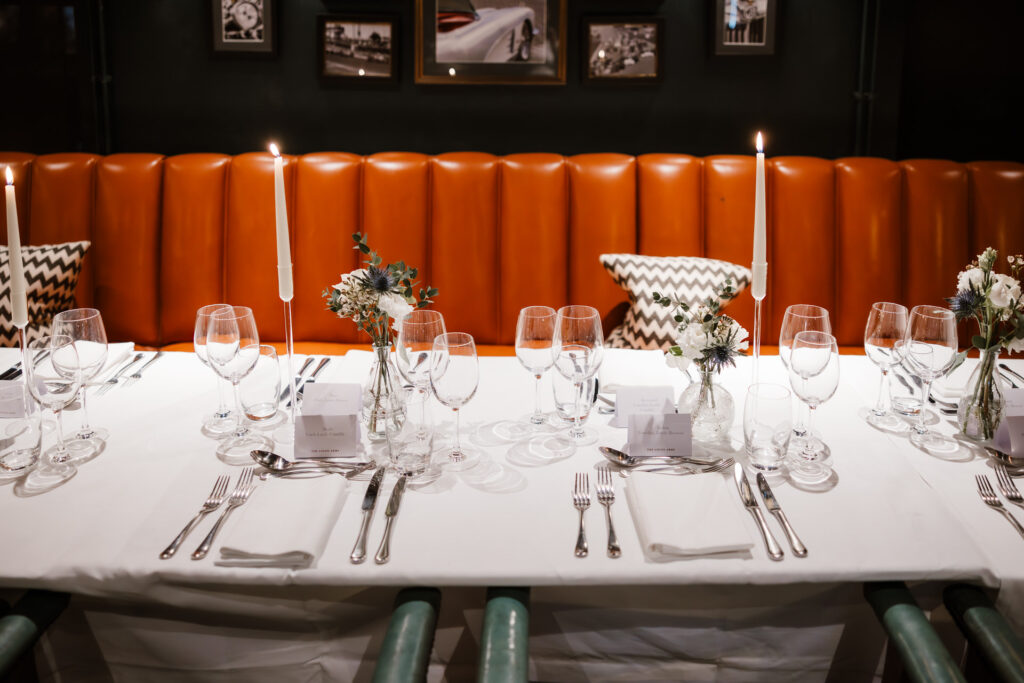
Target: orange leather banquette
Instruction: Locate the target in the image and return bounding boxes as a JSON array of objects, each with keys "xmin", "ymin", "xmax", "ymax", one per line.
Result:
[{"xmin": 1, "ymin": 151, "xmax": 1022, "ymax": 354}]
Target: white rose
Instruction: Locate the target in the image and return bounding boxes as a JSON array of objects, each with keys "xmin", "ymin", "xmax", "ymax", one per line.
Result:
[
  {"xmin": 677, "ymin": 324, "xmax": 707, "ymax": 360},
  {"xmin": 957, "ymin": 267, "xmax": 986, "ymax": 292},
  {"xmin": 991, "ymin": 274, "xmax": 1022, "ymax": 310},
  {"xmin": 378, "ymin": 292, "xmax": 413, "ymax": 322},
  {"xmin": 1006, "ymin": 335, "xmax": 1024, "ymax": 355},
  {"xmin": 665, "ymin": 350, "xmax": 691, "ymax": 372}
]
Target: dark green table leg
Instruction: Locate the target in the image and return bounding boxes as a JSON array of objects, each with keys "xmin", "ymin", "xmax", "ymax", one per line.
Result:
[
  {"xmin": 372, "ymin": 587, "xmax": 441, "ymax": 683},
  {"xmin": 0, "ymin": 590, "xmax": 69, "ymax": 679},
  {"xmin": 864, "ymin": 582, "xmax": 965, "ymax": 683},
  {"xmin": 478, "ymin": 587, "xmax": 529, "ymax": 683},
  {"xmin": 944, "ymin": 583, "xmax": 1024, "ymax": 683}
]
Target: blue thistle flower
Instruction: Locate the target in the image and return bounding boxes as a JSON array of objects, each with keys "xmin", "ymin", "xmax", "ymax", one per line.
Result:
[
  {"xmin": 946, "ymin": 288, "xmax": 982, "ymax": 321},
  {"xmin": 362, "ymin": 266, "xmax": 395, "ymax": 293},
  {"xmin": 705, "ymin": 345, "xmax": 737, "ymax": 373}
]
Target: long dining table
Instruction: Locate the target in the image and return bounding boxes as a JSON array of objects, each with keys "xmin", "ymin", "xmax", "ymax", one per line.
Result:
[{"xmin": 1, "ymin": 346, "xmax": 1022, "ymax": 682}]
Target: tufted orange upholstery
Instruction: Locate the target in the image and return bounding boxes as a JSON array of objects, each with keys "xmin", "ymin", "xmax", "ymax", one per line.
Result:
[{"xmin": 1, "ymin": 151, "xmax": 1022, "ymax": 353}]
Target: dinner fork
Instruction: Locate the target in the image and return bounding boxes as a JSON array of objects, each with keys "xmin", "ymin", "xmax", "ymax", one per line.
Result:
[
  {"xmin": 122, "ymin": 351, "xmax": 165, "ymax": 389},
  {"xmin": 976, "ymin": 474, "xmax": 1024, "ymax": 540},
  {"xmin": 95, "ymin": 353, "xmax": 145, "ymax": 396},
  {"xmin": 573, "ymin": 472, "xmax": 590, "ymax": 558},
  {"xmin": 160, "ymin": 475, "xmax": 229, "ymax": 559},
  {"xmin": 617, "ymin": 457, "xmax": 736, "ymax": 478},
  {"xmin": 995, "ymin": 465, "xmax": 1024, "ymax": 510},
  {"xmin": 192, "ymin": 467, "xmax": 256, "ymax": 560},
  {"xmin": 595, "ymin": 467, "xmax": 621, "ymax": 558}
]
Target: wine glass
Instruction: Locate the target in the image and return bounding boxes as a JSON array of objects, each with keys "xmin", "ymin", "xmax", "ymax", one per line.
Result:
[
  {"xmin": 779, "ymin": 304, "xmax": 831, "ymax": 446},
  {"xmin": 23, "ymin": 335, "xmax": 82, "ymax": 490},
  {"xmin": 552, "ymin": 305, "xmax": 604, "ymax": 447},
  {"xmin": 863, "ymin": 302, "xmax": 909, "ymax": 430},
  {"xmin": 51, "ymin": 308, "xmax": 108, "ymax": 458},
  {"xmin": 194, "ymin": 304, "xmax": 236, "ymax": 438},
  {"xmin": 899, "ymin": 305, "xmax": 959, "ymax": 454},
  {"xmin": 206, "ymin": 306, "xmax": 272, "ymax": 461},
  {"xmin": 515, "ymin": 306, "xmax": 557, "ymax": 428},
  {"xmin": 786, "ymin": 330, "xmax": 840, "ymax": 485},
  {"xmin": 396, "ymin": 310, "xmax": 446, "ymax": 439},
  {"xmin": 429, "ymin": 332, "xmax": 479, "ymax": 470}
]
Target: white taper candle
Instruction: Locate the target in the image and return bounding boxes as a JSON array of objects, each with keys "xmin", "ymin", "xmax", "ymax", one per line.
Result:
[
  {"xmin": 269, "ymin": 143, "xmax": 294, "ymax": 302},
  {"xmin": 751, "ymin": 132, "xmax": 767, "ymax": 301},
  {"xmin": 5, "ymin": 167, "xmax": 28, "ymax": 328}
]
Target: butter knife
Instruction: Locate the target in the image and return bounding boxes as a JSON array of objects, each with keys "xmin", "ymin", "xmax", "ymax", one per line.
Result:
[
  {"xmin": 288, "ymin": 358, "xmax": 331, "ymax": 407},
  {"xmin": 280, "ymin": 357, "xmax": 316, "ymax": 403},
  {"xmin": 350, "ymin": 467, "xmax": 386, "ymax": 564},
  {"xmin": 733, "ymin": 462, "xmax": 783, "ymax": 561},
  {"xmin": 756, "ymin": 473, "xmax": 807, "ymax": 557},
  {"xmin": 374, "ymin": 475, "xmax": 408, "ymax": 565}
]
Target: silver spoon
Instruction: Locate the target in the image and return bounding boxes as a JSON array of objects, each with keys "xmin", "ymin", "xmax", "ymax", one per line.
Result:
[
  {"xmin": 250, "ymin": 449, "xmax": 374, "ymax": 476},
  {"xmin": 598, "ymin": 445, "xmax": 718, "ymax": 468},
  {"xmin": 985, "ymin": 446, "xmax": 1024, "ymax": 473}
]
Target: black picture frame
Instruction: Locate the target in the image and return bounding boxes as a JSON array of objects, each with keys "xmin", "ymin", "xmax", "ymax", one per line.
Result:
[
  {"xmin": 713, "ymin": 0, "xmax": 776, "ymax": 56},
  {"xmin": 318, "ymin": 15, "xmax": 399, "ymax": 83},
  {"xmin": 582, "ymin": 16, "xmax": 664, "ymax": 84},
  {"xmin": 415, "ymin": 0, "xmax": 566, "ymax": 85},
  {"xmin": 211, "ymin": 0, "xmax": 277, "ymax": 55}
]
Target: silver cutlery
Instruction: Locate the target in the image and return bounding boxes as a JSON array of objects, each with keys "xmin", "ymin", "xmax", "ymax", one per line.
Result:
[
  {"xmin": 616, "ymin": 458, "xmax": 735, "ymax": 478},
  {"xmin": 351, "ymin": 467, "xmax": 386, "ymax": 564},
  {"xmin": 1000, "ymin": 363, "xmax": 1024, "ymax": 387},
  {"xmin": 976, "ymin": 474, "xmax": 1024, "ymax": 540},
  {"xmin": 734, "ymin": 462, "xmax": 783, "ymax": 561},
  {"xmin": 756, "ymin": 473, "xmax": 807, "ymax": 557},
  {"xmin": 595, "ymin": 467, "xmax": 621, "ymax": 558},
  {"xmin": 599, "ymin": 445, "xmax": 718, "ymax": 468},
  {"xmin": 572, "ymin": 472, "xmax": 591, "ymax": 558},
  {"xmin": 994, "ymin": 464, "xmax": 1024, "ymax": 510},
  {"xmin": 249, "ymin": 449, "xmax": 373, "ymax": 476},
  {"xmin": 258, "ymin": 464, "xmax": 375, "ymax": 481},
  {"xmin": 0, "ymin": 348, "xmax": 49, "ymax": 381},
  {"xmin": 121, "ymin": 351, "xmax": 165, "ymax": 389},
  {"xmin": 95, "ymin": 353, "xmax": 145, "ymax": 395},
  {"xmin": 999, "ymin": 368, "xmax": 1020, "ymax": 389},
  {"xmin": 374, "ymin": 475, "xmax": 408, "ymax": 564},
  {"xmin": 288, "ymin": 358, "xmax": 331, "ymax": 408},
  {"xmin": 192, "ymin": 467, "xmax": 256, "ymax": 560},
  {"xmin": 160, "ymin": 475, "xmax": 229, "ymax": 559},
  {"xmin": 280, "ymin": 357, "xmax": 316, "ymax": 403}
]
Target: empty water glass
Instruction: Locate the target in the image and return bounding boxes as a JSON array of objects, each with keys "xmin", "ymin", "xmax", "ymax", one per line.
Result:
[
  {"xmin": 552, "ymin": 371, "xmax": 596, "ymax": 427},
  {"xmin": 744, "ymin": 383, "xmax": 792, "ymax": 472},
  {"xmin": 0, "ymin": 382, "xmax": 42, "ymax": 477},
  {"xmin": 240, "ymin": 345, "xmax": 281, "ymax": 427}
]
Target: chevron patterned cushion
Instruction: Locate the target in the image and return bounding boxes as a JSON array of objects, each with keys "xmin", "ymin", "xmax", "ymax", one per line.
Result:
[
  {"xmin": 600, "ymin": 254, "xmax": 751, "ymax": 350},
  {"xmin": 0, "ymin": 241, "xmax": 91, "ymax": 347}
]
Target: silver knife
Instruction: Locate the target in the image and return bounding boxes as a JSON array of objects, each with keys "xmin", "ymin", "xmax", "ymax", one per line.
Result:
[
  {"xmin": 733, "ymin": 462, "xmax": 783, "ymax": 561},
  {"xmin": 288, "ymin": 358, "xmax": 331, "ymax": 408},
  {"xmin": 133, "ymin": 351, "xmax": 165, "ymax": 376},
  {"xmin": 756, "ymin": 473, "xmax": 807, "ymax": 557},
  {"xmin": 374, "ymin": 475, "xmax": 408, "ymax": 564},
  {"xmin": 280, "ymin": 357, "xmax": 316, "ymax": 403},
  {"xmin": 350, "ymin": 467, "xmax": 386, "ymax": 564}
]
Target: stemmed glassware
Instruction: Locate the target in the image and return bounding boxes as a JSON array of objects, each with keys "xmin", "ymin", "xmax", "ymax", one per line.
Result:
[
  {"xmin": 206, "ymin": 306, "xmax": 272, "ymax": 461},
  {"xmin": 430, "ymin": 332, "xmax": 479, "ymax": 470},
  {"xmin": 786, "ymin": 330, "xmax": 840, "ymax": 485},
  {"xmin": 863, "ymin": 302, "xmax": 909, "ymax": 430},
  {"xmin": 899, "ymin": 305, "xmax": 959, "ymax": 454},
  {"xmin": 51, "ymin": 308, "xmax": 108, "ymax": 458},
  {"xmin": 23, "ymin": 335, "xmax": 82, "ymax": 490},
  {"xmin": 396, "ymin": 310, "xmax": 446, "ymax": 439},
  {"xmin": 194, "ymin": 304, "xmax": 236, "ymax": 438},
  {"xmin": 515, "ymin": 306, "xmax": 557, "ymax": 429},
  {"xmin": 552, "ymin": 305, "xmax": 604, "ymax": 447},
  {"xmin": 779, "ymin": 304, "xmax": 831, "ymax": 447}
]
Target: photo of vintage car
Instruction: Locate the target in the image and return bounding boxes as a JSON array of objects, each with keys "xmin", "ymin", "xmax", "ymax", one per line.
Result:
[{"xmin": 435, "ymin": 0, "xmax": 542, "ymax": 63}]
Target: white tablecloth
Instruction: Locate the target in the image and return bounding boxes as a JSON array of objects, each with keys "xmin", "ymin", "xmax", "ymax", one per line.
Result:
[{"xmin": 1, "ymin": 348, "xmax": 1020, "ymax": 682}]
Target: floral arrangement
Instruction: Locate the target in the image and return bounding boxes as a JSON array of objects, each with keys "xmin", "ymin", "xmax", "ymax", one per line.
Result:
[
  {"xmin": 323, "ymin": 232, "xmax": 437, "ymax": 345},
  {"xmin": 654, "ymin": 278, "xmax": 749, "ymax": 375}
]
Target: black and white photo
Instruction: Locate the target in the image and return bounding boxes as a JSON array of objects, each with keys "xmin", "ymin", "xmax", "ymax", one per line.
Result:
[
  {"xmin": 319, "ymin": 16, "xmax": 397, "ymax": 82},
  {"xmin": 714, "ymin": 0, "xmax": 776, "ymax": 55},
  {"xmin": 212, "ymin": 0, "xmax": 276, "ymax": 54},
  {"xmin": 584, "ymin": 18, "xmax": 663, "ymax": 83}
]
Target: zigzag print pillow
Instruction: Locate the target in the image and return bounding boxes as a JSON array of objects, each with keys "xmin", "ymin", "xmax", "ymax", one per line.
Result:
[
  {"xmin": 600, "ymin": 254, "xmax": 751, "ymax": 350},
  {"xmin": 0, "ymin": 241, "xmax": 91, "ymax": 347}
]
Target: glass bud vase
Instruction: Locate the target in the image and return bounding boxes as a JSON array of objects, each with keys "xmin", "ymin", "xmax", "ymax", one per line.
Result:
[
  {"xmin": 362, "ymin": 341, "xmax": 406, "ymax": 442},
  {"xmin": 678, "ymin": 365, "xmax": 734, "ymax": 443},
  {"xmin": 957, "ymin": 348, "xmax": 1005, "ymax": 442}
]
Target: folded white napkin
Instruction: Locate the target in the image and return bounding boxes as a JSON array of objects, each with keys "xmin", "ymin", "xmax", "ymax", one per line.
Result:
[
  {"xmin": 216, "ymin": 475, "xmax": 348, "ymax": 569},
  {"xmin": 625, "ymin": 471, "xmax": 753, "ymax": 561},
  {"xmin": 932, "ymin": 361, "xmax": 974, "ymax": 400},
  {"xmin": 599, "ymin": 349, "xmax": 675, "ymax": 394}
]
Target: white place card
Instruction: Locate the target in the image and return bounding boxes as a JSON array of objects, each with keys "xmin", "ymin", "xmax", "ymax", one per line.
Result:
[
  {"xmin": 294, "ymin": 383, "xmax": 361, "ymax": 460},
  {"xmin": 627, "ymin": 412, "xmax": 692, "ymax": 458},
  {"xmin": 0, "ymin": 381, "xmax": 26, "ymax": 419},
  {"xmin": 611, "ymin": 385, "xmax": 675, "ymax": 428}
]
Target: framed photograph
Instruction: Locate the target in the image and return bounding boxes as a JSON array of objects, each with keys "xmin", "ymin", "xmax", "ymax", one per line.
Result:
[
  {"xmin": 318, "ymin": 16, "xmax": 398, "ymax": 83},
  {"xmin": 583, "ymin": 17, "xmax": 664, "ymax": 84},
  {"xmin": 415, "ymin": 0, "xmax": 567, "ymax": 85},
  {"xmin": 212, "ymin": 0, "xmax": 276, "ymax": 55},
  {"xmin": 714, "ymin": 0, "xmax": 777, "ymax": 56}
]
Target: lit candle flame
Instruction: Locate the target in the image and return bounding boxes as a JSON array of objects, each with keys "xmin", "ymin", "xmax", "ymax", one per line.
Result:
[
  {"xmin": 4, "ymin": 166, "xmax": 12, "ymax": 185},
  {"xmin": 269, "ymin": 143, "xmax": 281, "ymax": 158},
  {"xmin": 448, "ymin": 67, "xmax": 456, "ymax": 77},
  {"xmin": 756, "ymin": 132, "xmax": 763, "ymax": 153}
]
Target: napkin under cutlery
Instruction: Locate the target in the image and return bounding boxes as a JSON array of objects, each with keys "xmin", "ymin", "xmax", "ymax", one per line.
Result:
[
  {"xmin": 625, "ymin": 471, "xmax": 753, "ymax": 560},
  {"xmin": 216, "ymin": 475, "xmax": 348, "ymax": 569}
]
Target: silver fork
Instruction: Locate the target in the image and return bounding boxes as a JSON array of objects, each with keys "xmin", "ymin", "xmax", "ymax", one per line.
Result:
[
  {"xmin": 573, "ymin": 473, "xmax": 591, "ymax": 558},
  {"xmin": 95, "ymin": 353, "xmax": 145, "ymax": 396},
  {"xmin": 618, "ymin": 457, "xmax": 736, "ymax": 478},
  {"xmin": 192, "ymin": 467, "xmax": 256, "ymax": 560},
  {"xmin": 995, "ymin": 465, "xmax": 1024, "ymax": 510},
  {"xmin": 976, "ymin": 474, "xmax": 1024, "ymax": 540},
  {"xmin": 160, "ymin": 475, "xmax": 229, "ymax": 559},
  {"xmin": 122, "ymin": 351, "xmax": 165, "ymax": 389},
  {"xmin": 595, "ymin": 467, "xmax": 621, "ymax": 558}
]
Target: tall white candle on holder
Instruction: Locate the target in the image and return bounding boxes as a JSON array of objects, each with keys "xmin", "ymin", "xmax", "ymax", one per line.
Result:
[
  {"xmin": 269, "ymin": 143, "xmax": 294, "ymax": 302},
  {"xmin": 5, "ymin": 166, "xmax": 28, "ymax": 328},
  {"xmin": 751, "ymin": 132, "xmax": 767, "ymax": 300}
]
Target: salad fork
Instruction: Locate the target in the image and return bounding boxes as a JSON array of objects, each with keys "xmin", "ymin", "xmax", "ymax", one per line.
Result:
[
  {"xmin": 976, "ymin": 474, "xmax": 1024, "ymax": 540},
  {"xmin": 122, "ymin": 351, "xmax": 165, "ymax": 388},
  {"xmin": 160, "ymin": 475, "xmax": 229, "ymax": 559},
  {"xmin": 192, "ymin": 467, "xmax": 256, "ymax": 560},
  {"xmin": 995, "ymin": 465, "xmax": 1024, "ymax": 509},
  {"xmin": 595, "ymin": 467, "xmax": 621, "ymax": 558},
  {"xmin": 573, "ymin": 473, "xmax": 590, "ymax": 558},
  {"xmin": 96, "ymin": 353, "xmax": 145, "ymax": 396}
]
